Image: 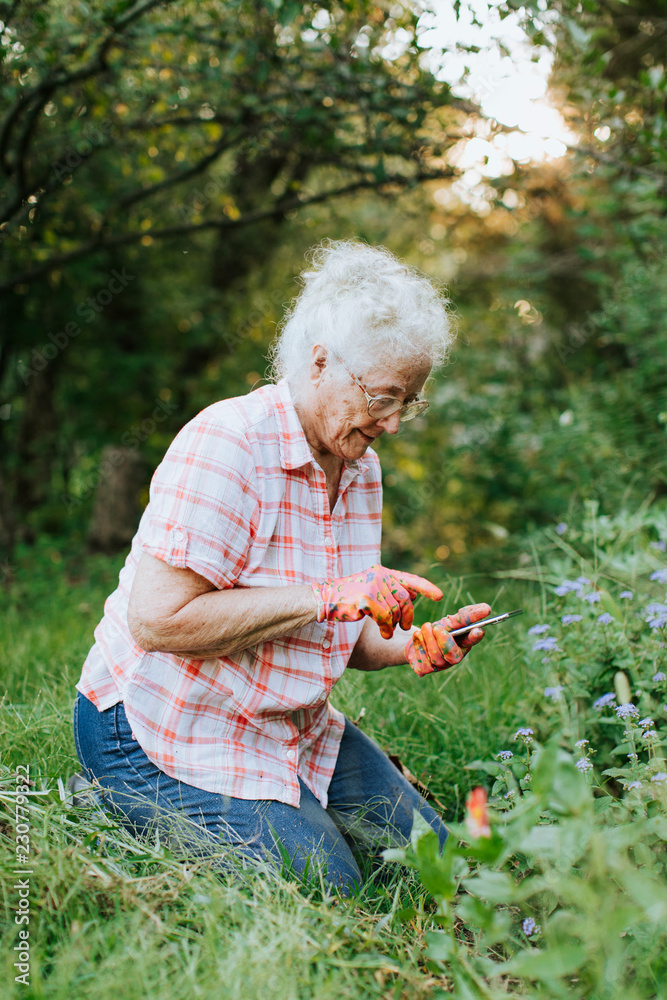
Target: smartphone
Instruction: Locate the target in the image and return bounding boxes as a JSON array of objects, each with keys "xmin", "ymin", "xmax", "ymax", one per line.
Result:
[{"xmin": 447, "ymin": 608, "xmax": 524, "ymax": 638}]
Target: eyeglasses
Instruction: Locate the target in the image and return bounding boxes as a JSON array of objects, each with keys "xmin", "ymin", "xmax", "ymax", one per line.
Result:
[{"xmin": 330, "ymin": 351, "xmax": 429, "ymax": 422}]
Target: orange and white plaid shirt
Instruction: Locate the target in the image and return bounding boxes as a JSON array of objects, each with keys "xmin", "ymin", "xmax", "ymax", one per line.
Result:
[{"xmin": 76, "ymin": 379, "xmax": 383, "ymax": 808}]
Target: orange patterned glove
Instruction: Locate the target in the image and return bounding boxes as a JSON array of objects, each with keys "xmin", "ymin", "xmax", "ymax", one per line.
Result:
[
  {"xmin": 405, "ymin": 603, "xmax": 491, "ymax": 677},
  {"xmin": 312, "ymin": 564, "xmax": 443, "ymax": 640}
]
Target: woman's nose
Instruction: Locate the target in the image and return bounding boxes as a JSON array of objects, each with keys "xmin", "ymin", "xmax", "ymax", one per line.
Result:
[{"xmin": 376, "ymin": 410, "xmax": 401, "ymax": 435}]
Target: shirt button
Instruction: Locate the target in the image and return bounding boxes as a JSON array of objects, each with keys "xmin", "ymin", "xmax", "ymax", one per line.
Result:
[
  {"xmin": 324, "ymin": 536, "xmax": 333, "ymax": 546},
  {"xmin": 322, "ymin": 639, "xmax": 331, "ymax": 650},
  {"xmin": 285, "ymin": 749, "xmax": 296, "ymax": 760},
  {"xmin": 173, "ymin": 530, "xmax": 184, "ymax": 541}
]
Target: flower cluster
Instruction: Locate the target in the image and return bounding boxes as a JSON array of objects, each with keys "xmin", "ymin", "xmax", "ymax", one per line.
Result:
[
  {"xmin": 533, "ymin": 636, "xmax": 560, "ymax": 652},
  {"xmin": 594, "ymin": 693, "xmax": 616, "ymax": 710},
  {"xmin": 616, "ymin": 703, "xmax": 639, "ymax": 720},
  {"xmin": 496, "ymin": 750, "xmax": 513, "ymax": 761},
  {"xmin": 522, "ymin": 917, "xmax": 541, "ymax": 937},
  {"xmin": 514, "ymin": 727, "xmax": 534, "ymax": 744},
  {"xmin": 582, "ymin": 591, "xmax": 601, "ymax": 604},
  {"xmin": 645, "ymin": 602, "xmax": 667, "ymax": 630},
  {"xmin": 544, "ymin": 686, "xmax": 564, "ymax": 701},
  {"xmin": 562, "ymin": 614, "xmax": 582, "ymax": 625},
  {"xmin": 528, "ymin": 623, "xmax": 550, "ymax": 635},
  {"xmin": 554, "ymin": 577, "xmax": 590, "ymax": 597},
  {"xmin": 649, "ymin": 569, "xmax": 667, "ymax": 585},
  {"xmin": 576, "ymin": 758, "xmax": 593, "ymax": 772},
  {"xmin": 597, "ymin": 612, "xmax": 615, "ymax": 625}
]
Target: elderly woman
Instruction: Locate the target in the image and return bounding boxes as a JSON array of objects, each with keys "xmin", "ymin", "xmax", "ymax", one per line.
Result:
[{"xmin": 73, "ymin": 241, "xmax": 490, "ymax": 894}]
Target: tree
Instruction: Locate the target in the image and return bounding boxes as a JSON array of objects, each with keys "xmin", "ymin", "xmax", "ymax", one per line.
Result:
[{"xmin": 0, "ymin": 0, "xmax": 481, "ymax": 553}]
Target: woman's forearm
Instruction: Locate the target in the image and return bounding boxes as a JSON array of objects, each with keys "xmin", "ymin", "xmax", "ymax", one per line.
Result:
[
  {"xmin": 346, "ymin": 617, "xmax": 417, "ymax": 672},
  {"xmin": 133, "ymin": 584, "xmax": 319, "ymax": 658}
]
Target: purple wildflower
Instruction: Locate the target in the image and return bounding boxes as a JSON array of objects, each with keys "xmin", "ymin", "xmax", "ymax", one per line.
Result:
[
  {"xmin": 651, "ymin": 772, "xmax": 667, "ymax": 783},
  {"xmin": 576, "ymin": 758, "xmax": 593, "ymax": 772},
  {"xmin": 556, "ymin": 522, "xmax": 567, "ymax": 535},
  {"xmin": 522, "ymin": 918, "xmax": 540, "ymax": 937},
  {"xmin": 514, "ymin": 727, "xmax": 534, "ymax": 741},
  {"xmin": 639, "ymin": 718, "xmax": 654, "ymax": 728},
  {"xmin": 625, "ymin": 781, "xmax": 642, "ymax": 790},
  {"xmin": 652, "ymin": 672, "xmax": 666, "ymax": 682},
  {"xmin": 497, "ymin": 750, "xmax": 513, "ymax": 761},
  {"xmin": 544, "ymin": 686, "xmax": 564, "ymax": 701},
  {"xmin": 597, "ymin": 612, "xmax": 615, "ymax": 625},
  {"xmin": 574, "ymin": 739, "xmax": 589, "ymax": 749},
  {"xmin": 533, "ymin": 636, "xmax": 560, "ymax": 652},
  {"xmin": 554, "ymin": 580, "xmax": 585, "ymax": 596},
  {"xmin": 650, "ymin": 569, "xmax": 667, "ymax": 584},
  {"xmin": 562, "ymin": 614, "xmax": 583, "ymax": 625},
  {"xmin": 646, "ymin": 603, "xmax": 667, "ymax": 628},
  {"xmin": 619, "ymin": 591, "xmax": 633, "ymax": 599},
  {"xmin": 616, "ymin": 703, "xmax": 639, "ymax": 720},
  {"xmin": 528, "ymin": 624, "xmax": 551, "ymax": 635},
  {"xmin": 582, "ymin": 591, "xmax": 601, "ymax": 604},
  {"xmin": 593, "ymin": 693, "xmax": 615, "ymax": 710},
  {"xmin": 650, "ymin": 541, "xmax": 667, "ymax": 552}
]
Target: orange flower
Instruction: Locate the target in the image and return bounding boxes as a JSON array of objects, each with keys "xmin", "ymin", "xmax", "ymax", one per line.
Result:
[{"xmin": 465, "ymin": 786, "xmax": 491, "ymax": 839}]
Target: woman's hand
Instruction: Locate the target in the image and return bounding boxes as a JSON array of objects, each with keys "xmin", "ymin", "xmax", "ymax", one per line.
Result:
[
  {"xmin": 312, "ymin": 564, "xmax": 443, "ymax": 640},
  {"xmin": 405, "ymin": 602, "xmax": 491, "ymax": 677}
]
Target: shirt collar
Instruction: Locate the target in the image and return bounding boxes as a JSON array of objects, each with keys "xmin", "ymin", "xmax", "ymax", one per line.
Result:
[{"xmin": 274, "ymin": 379, "xmax": 368, "ymax": 475}]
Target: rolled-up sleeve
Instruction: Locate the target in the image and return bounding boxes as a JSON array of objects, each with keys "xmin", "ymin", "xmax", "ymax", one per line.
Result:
[{"xmin": 140, "ymin": 417, "xmax": 259, "ymax": 590}]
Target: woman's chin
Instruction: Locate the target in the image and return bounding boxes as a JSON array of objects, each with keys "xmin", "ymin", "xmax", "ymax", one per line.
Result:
[{"xmin": 346, "ymin": 429, "xmax": 376, "ymax": 456}]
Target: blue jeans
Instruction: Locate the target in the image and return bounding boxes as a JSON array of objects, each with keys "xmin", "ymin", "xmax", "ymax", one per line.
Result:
[{"xmin": 73, "ymin": 690, "xmax": 447, "ymax": 894}]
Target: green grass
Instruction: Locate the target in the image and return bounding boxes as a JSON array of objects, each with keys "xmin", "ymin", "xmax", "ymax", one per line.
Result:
[{"xmin": 0, "ymin": 536, "xmax": 541, "ymax": 999}]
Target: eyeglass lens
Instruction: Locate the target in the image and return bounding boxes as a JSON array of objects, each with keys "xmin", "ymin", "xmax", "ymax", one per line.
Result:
[{"xmin": 367, "ymin": 398, "xmax": 429, "ymax": 422}]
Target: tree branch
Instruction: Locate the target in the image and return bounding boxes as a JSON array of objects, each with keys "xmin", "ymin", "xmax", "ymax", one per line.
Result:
[
  {"xmin": 0, "ymin": 167, "xmax": 458, "ymax": 291},
  {"xmin": 0, "ymin": 0, "xmax": 176, "ymax": 175},
  {"xmin": 568, "ymin": 142, "xmax": 666, "ymax": 181}
]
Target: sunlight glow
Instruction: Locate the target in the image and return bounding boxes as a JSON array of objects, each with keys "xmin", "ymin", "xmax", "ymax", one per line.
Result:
[{"xmin": 417, "ymin": 0, "xmax": 579, "ymax": 207}]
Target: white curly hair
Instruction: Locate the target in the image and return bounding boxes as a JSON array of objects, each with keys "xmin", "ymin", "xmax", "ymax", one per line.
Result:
[{"xmin": 268, "ymin": 240, "xmax": 454, "ymax": 397}]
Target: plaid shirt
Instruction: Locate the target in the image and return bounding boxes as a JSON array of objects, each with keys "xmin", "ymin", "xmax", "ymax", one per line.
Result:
[{"xmin": 76, "ymin": 380, "xmax": 383, "ymax": 807}]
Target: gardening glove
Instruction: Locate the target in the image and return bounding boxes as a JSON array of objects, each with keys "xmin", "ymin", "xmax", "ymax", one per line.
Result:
[
  {"xmin": 405, "ymin": 602, "xmax": 491, "ymax": 677},
  {"xmin": 312, "ymin": 564, "xmax": 443, "ymax": 640}
]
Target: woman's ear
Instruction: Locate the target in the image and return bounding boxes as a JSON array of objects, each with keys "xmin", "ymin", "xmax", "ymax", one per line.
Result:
[{"xmin": 309, "ymin": 344, "xmax": 328, "ymax": 385}]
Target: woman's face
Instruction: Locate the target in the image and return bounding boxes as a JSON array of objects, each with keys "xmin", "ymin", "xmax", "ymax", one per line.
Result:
[{"xmin": 305, "ymin": 349, "xmax": 431, "ymax": 462}]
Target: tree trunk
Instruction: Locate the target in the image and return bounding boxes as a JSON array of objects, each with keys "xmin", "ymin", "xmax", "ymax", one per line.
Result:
[{"xmin": 86, "ymin": 446, "xmax": 146, "ymax": 554}]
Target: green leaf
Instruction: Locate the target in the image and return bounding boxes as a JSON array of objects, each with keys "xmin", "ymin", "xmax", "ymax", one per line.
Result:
[
  {"xmin": 425, "ymin": 930, "xmax": 456, "ymax": 962},
  {"xmin": 465, "ymin": 759, "xmax": 503, "ymax": 777},
  {"xmin": 531, "ymin": 744, "xmax": 592, "ymax": 816},
  {"xmin": 500, "ymin": 945, "xmax": 587, "ymax": 980},
  {"xmin": 462, "ymin": 870, "xmax": 517, "ymax": 904},
  {"xmin": 455, "ymin": 895, "xmax": 512, "ymax": 943}
]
